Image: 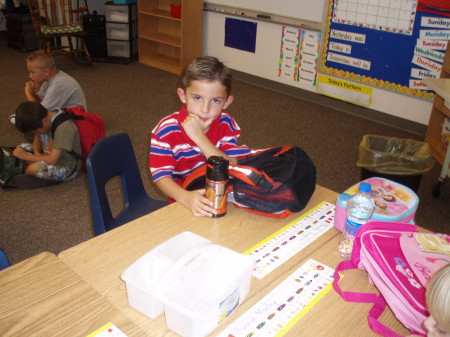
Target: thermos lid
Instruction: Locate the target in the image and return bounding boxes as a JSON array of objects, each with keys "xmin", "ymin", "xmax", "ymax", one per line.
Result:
[
  {"xmin": 208, "ymin": 156, "xmax": 229, "ymax": 170},
  {"xmin": 207, "ymin": 156, "xmax": 229, "ymax": 181}
]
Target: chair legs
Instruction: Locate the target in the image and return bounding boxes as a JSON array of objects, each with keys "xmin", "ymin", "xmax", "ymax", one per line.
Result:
[
  {"xmin": 37, "ymin": 36, "xmax": 92, "ymax": 65},
  {"xmin": 77, "ymin": 36, "xmax": 92, "ymax": 64}
]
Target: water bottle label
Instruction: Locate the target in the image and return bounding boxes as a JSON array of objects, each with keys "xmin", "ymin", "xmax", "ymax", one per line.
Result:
[{"xmin": 345, "ymin": 217, "xmax": 365, "ymax": 236}]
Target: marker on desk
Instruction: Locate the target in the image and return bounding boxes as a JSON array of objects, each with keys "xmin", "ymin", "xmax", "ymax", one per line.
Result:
[
  {"xmin": 233, "ymin": 10, "xmax": 245, "ymax": 15},
  {"xmin": 257, "ymin": 14, "xmax": 271, "ymax": 20}
]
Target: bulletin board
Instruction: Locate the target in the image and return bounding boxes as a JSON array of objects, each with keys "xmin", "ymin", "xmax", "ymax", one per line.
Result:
[{"xmin": 319, "ymin": 0, "xmax": 450, "ymax": 101}]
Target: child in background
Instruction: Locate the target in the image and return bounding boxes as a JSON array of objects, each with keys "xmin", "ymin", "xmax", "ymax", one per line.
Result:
[
  {"xmin": 423, "ymin": 263, "xmax": 450, "ymax": 337},
  {"xmin": 9, "ymin": 50, "xmax": 87, "ymax": 125},
  {"xmin": 149, "ymin": 56, "xmax": 251, "ymax": 217},
  {"xmin": 12, "ymin": 101, "xmax": 82, "ymax": 189}
]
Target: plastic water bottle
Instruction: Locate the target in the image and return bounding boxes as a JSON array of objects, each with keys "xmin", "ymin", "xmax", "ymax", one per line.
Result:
[{"xmin": 338, "ymin": 182, "xmax": 375, "ymax": 260}]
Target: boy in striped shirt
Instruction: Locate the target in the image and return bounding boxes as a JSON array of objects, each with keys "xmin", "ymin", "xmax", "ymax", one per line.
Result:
[{"xmin": 149, "ymin": 56, "xmax": 251, "ymax": 217}]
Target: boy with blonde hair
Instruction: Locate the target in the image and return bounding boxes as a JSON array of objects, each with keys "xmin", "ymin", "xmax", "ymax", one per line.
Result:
[
  {"xmin": 423, "ymin": 263, "xmax": 450, "ymax": 337},
  {"xmin": 10, "ymin": 51, "xmax": 86, "ymax": 124},
  {"xmin": 149, "ymin": 56, "xmax": 251, "ymax": 217}
]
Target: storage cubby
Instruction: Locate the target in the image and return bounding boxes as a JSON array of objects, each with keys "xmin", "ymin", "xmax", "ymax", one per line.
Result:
[{"xmin": 137, "ymin": 0, "xmax": 203, "ymax": 75}]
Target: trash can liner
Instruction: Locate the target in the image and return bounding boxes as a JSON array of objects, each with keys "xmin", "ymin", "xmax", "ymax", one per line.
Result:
[{"xmin": 356, "ymin": 135, "xmax": 435, "ymax": 175}]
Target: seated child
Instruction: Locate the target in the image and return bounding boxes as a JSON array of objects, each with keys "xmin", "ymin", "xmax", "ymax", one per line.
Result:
[
  {"xmin": 423, "ymin": 263, "xmax": 450, "ymax": 337},
  {"xmin": 12, "ymin": 101, "xmax": 82, "ymax": 189},
  {"xmin": 10, "ymin": 50, "xmax": 87, "ymax": 125},
  {"xmin": 149, "ymin": 56, "xmax": 251, "ymax": 217}
]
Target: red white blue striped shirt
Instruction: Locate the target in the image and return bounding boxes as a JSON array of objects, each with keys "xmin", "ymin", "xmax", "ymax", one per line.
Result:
[{"xmin": 149, "ymin": 105, "xmax": 251, "ymax": 184}]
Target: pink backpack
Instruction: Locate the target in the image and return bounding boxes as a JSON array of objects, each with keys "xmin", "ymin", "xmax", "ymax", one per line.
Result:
[{"xmin": 333, "ymin": 222, "xmax": 450, "ymax": 336}]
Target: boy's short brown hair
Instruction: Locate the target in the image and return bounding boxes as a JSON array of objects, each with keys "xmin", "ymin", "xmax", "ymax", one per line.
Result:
[
  {"xmin": 181, "ymin": 56, "xmax": 232, "ymax": 96},
  {"xmin": 15, "ymin": 101, "xmax": 48, "ymax": 133},
  {"xmin": 26, "ymin": 50, "xmax": 56, "ymax": 70}
]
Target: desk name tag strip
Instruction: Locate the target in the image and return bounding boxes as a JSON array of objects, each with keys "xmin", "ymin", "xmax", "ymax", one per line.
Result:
[
  {"xmin": 245, "ymin": 201, "xmax": 335, "ymax": 279},
  {"xmin": 216, "ymin": 258, "xmax": 334, "ymax": 337}
]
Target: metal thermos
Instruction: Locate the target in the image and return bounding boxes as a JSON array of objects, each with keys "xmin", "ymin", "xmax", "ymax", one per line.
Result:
[{"xmin": 205, "ymin": 156, "xmax": 229, "ymax": 217}]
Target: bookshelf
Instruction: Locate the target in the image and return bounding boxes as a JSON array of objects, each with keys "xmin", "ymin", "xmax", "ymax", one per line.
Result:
[{"xmin": 137, "ymin": 0, "xmax": 203, "ymax": 75}]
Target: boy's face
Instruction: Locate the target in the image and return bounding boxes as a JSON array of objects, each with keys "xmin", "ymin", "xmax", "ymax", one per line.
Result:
[
  {"xmin": 177, "ymin": 80, "xmax": 233, "ymax": 124},
  {"xmin": 27, "ymin": 61, "xmax": 49, "ymax": 85},
  {"xmin": 424, "ymin": 315, "xmax": 450, "ymax": 337}
]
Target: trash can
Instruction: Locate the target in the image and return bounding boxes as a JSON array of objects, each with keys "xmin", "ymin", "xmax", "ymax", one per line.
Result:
[{"xmin": 356, "ymin": 135, "xmax": 435, "ymax": 192}]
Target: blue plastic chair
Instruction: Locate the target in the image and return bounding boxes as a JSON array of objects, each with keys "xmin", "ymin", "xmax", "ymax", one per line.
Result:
[
  {"xmin": 86, "ymin": 133, "xmax": 168, "ymax": 236},
  {"xmin": 0, "ymin": 248, "xmax": 11, "ymax": 270}
]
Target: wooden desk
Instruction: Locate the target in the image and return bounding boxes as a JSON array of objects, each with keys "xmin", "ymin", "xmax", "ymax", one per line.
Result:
[
  {"xmin": 0, "ymin": 251, "xmax": 145, "ymax": 337},
  {"xmin": 59, "ymin": 185, "xmax": 410, "ymax": 336}
]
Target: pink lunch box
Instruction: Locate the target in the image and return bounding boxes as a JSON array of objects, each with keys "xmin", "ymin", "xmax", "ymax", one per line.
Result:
[{"xmin": 334, "ymin": 177, "xmax": 419, "ymax": 232}]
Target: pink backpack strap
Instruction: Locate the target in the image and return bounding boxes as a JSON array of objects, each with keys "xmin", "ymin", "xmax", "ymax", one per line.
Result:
[
  {"xmin": 333, "ymin": 260, "xmax": 423, "ymax": 337},
  {"xmin": 333, "ymin": 260, "xmax": 381, "ymax": 304},
  {"xmin": 368, "ymin": 299, "xmax": 405, "ymax": 337}
]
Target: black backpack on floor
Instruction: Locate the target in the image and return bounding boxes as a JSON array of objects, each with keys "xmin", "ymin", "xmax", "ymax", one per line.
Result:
[{"xmin": 0, "ymin": 146, "xmax": 25, "ymax": 188}]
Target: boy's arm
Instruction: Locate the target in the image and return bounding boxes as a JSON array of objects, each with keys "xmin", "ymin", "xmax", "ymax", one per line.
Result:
[
  {"xmin": 155, "ymin": 177, "xmax": 215, "ymax": 217},
  {"xmin": 13, "ymin": 146, "xmax": 63, "ymax": 165},
  {"xmin": 33, "ymin": 136, "xmax": 43, "ymax": 155},
  {"xmin": 24, "ymin": 81, "xmax": 40, "ymax": 102},
  {"xmin": 182, "ymin": 114, "xmax": 237, "ymax": 164}
]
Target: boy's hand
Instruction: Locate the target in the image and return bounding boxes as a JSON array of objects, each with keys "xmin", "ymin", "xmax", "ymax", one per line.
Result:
[
  {"xmin": 25, "ymin": 81, "xmax": 41, "ymax": 93},
  {"xmin": 13, "ymin": 147, "xmax": 29, "ymax": 160},
  {"xmin": 24, "ymin": 81, "xmax": 41, "ymax": 101},
  {"xmin": 179, "ymin": 189, "xmax": 216, "ymax": 217},
  {"xmin": 182, "ymin": 114, "xmax": 213, "ymax": 142}
]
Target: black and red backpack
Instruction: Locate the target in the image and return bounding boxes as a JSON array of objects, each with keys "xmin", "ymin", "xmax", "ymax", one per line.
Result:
[{"xmin": 182, "ymin": 146, "xmax": 316, "ymax": 218}]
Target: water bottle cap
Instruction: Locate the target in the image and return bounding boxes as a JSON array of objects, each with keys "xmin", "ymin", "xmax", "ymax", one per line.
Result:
[{"xmin": 359, "ymin": 182, "xmax": 372, "ymax": 193}]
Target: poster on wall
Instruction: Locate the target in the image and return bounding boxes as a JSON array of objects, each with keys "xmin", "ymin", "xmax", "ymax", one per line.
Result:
[
  {"xmin": 225, "ymin": 18, "xmax": 257, "ymax": 53},
  {"xmin": 279, "ymin": 26, "xmax": 322, "ymax": 90},
  {"xmin": 319, "ymin": 0, "xmax": 450, "ymax": 101}
]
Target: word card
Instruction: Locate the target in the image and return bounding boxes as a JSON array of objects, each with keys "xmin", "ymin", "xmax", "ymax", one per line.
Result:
[
  {"xmin": 216, "ymin": 259, "xmax": 334, "ymax": 337},
  {"xmin": 245, "ymin": 202, "xmax": 335, "ymax": 279}
]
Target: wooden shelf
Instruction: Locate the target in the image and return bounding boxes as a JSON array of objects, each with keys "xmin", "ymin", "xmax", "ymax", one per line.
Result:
[
  {"xmin": 140, "ymin": 53, "xmax": 181, "ymax": 74},
  {"xmin": 139, "ymin": 9, "xmax": 180, "ymax": 20},
  {"xmin": 139, "ymin": 33, "xmax": 181, "ymax": 47},
  {"xmin": 137, "ymin": 0, "xmax": 203, "ymax": 75}
]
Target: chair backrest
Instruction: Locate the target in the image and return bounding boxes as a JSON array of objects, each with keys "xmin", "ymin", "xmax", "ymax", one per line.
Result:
[
  {"xmin": 28, "ymin": 0, "xmax": 75, "ymax": 28},
  {"xmin": 86, "ymin": 133, "xmax": 151, "ymax": 235},
  {"xmin": 0, "ymin": 248, "xmax": 11, "ymax": 271}
]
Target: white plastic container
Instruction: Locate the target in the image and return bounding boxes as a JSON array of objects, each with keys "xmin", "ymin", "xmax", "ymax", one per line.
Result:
[
  {"xmin": 121, "ymin": 232, "xmax": 210, "ymax": 319},
  {"xmin": 121, "ymin": 232, "xmax": 254, "ymax": 337}
]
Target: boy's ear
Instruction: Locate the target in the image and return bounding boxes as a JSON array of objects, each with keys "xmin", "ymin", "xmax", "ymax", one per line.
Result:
[
  {"xmin": 177, "ymin": 88, "xmax": 186, "ymax": 103},
  {"xmin": 42, "ymin": 115, "xmax": 50, "ymax": 128},
  {"xmin": 223, "ymin": 95, "xmax": 234, "ymax": 110},
  {"xmin": 43, "ymin": 67, "xmax": 52, "ymax": 79}
]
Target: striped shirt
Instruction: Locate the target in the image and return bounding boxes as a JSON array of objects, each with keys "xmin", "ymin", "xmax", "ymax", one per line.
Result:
[{"xmin": 149, "ymin": 105, "xmax": 251, "ymax": 185}]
